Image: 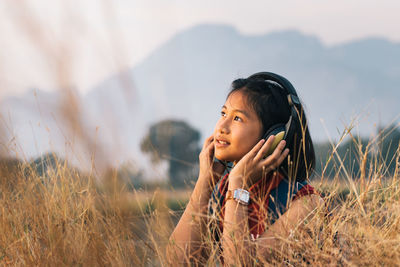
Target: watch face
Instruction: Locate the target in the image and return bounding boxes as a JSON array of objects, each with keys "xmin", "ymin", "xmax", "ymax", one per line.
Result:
[{"xmin": 234, "ymin": 189, "xmax": 250, "ymax": 204}]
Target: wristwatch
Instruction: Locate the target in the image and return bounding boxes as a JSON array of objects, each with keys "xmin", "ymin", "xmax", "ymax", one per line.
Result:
[{"xmin": 226, "ymin": 189, "xmax": 250, "ymax": 205}]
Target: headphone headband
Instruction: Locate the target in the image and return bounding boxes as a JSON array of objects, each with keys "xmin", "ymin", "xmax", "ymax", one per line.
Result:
[
  {"xmin": 247, "ymin": 72, "xmax": 301, "ymax": 151},
  {"xmin": 247, "ymin": 72, "xmax": 300, "ymax": 106}
]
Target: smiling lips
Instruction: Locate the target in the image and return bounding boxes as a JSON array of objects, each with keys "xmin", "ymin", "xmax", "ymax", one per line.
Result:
[{"xmin": 215, "ymin": 138, "xmax": 230, "ymax": 148}]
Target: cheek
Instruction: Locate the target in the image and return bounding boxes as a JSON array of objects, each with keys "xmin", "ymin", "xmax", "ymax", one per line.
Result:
[
  {"xmin": 239, "ymin": 138, "xmax": 257, "ymax": 154},
  {"xmin": 237, "ymin": 126, "xmax": 262, "ymax": 150}
]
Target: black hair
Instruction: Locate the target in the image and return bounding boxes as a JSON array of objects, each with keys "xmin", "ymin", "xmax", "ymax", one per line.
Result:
[{"xmin": 228, "ymin": 77, "xmax": 315, "ymax": 182}]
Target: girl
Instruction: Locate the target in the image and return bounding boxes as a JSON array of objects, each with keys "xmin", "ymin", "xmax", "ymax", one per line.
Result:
[{"xmin": 167, "ymin": 72, "xmax": 323, "ymax": 265}]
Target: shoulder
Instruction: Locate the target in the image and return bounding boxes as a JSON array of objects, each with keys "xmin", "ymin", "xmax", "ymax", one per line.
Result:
[
  {"xmin": 278, "ymin": 182, "xmax": 324, "ymax": 222},
  {"xmin": 273, "ymin": 181, "xmax": 324, "ymax": 224},
  {"xmin": 258, "ymin": 191, "xmax": 323, "ymax": 241},
  {"xmin": 288, "ymin": 193, "xmax": 324, "ymax": 218},
  {"xmin": 292, "ymin": 183, "xmax": 322, "ymax": 205}
]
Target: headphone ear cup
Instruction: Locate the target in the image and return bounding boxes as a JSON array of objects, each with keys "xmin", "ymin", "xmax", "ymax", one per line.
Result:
[
  {"xmin": 265, "ymin": 131, "xmax": 285, "ymax": 157},
  {"xmin": 262, "ymin": 125, "xmax": 286, "ymax": 157}
]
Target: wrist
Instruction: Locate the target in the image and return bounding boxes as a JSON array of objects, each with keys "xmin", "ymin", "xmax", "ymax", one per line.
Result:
[
  {"xmin": 226, "ymin": 188, "xmax": 250, "ymax": 205},
  {"xmin": 228, "ymin": 174, "xmax": 248, "ymax": 191},
  {"xmin": 188, "ymin": 195, "xmax": 209, "ymax": 213},
  {"xmin": 196, "ymin": 172, "xmax": 215, "ymax": 191},
  {"xmin": 199, "ymin": 169, "xmax": 224, "ymax": 189},
  {"xmin": 190, "ymin": 178, "xmax": 212, "ymax": 210}
]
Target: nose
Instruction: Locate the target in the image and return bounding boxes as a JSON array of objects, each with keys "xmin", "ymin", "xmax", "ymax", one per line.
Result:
[{"xmin": 216, "ymin": 117, "xmax": 230, "ymax": 134}]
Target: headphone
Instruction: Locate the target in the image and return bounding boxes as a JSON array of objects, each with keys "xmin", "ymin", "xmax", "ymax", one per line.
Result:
[{"xmin": 246, "ymin": 72, "xmax": 301, "ymax": 157}]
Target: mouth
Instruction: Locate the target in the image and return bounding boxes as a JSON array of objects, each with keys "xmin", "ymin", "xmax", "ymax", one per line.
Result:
[{"xmin": 215, "ymin": 139, "xmax": 230, "ymax": 147}]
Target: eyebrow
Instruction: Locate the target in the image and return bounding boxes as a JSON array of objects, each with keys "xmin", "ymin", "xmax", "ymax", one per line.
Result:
[{"xmin": 221, "ymin": 105, "xmax": 250, "ymax": 118}]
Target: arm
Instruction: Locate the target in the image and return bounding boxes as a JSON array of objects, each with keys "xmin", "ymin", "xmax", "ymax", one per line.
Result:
[
  {"xmin": 167, "ymin": 136, "xmax": 224, "ymax": 265},
  {"xmin": 221, "ymin": 181, "xmax": 252, "ymax": 264},
  {"xmin": 222, "ymin": 184, "xmax": 323, "ymax": 265},
  {"xmin": 221, "ymin": 137, "xmax": 290, "ymax": 265},
  {"xmin": 255, "ymin": 194, "xmax": 324, "ymax": 261},
  {"xmin": 167, "ymin": 175, "xmax": 212, "ymax": 264}
]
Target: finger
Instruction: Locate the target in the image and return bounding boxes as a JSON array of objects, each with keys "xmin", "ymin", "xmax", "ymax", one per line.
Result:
[
  {"xmin": 262, "ymin": 142, "xmax": 288, "ymax": 171},
  {"xmin": 207, "ymin": 139, "xmax": 215, "ymax": 154},
  {"xmin": 202, "ymin": 135, "xmax": 214, "ymax": 150},
  {"xmin": 269, "ymin": 140, "xmax": 286, "ymax": 159},
  {"xmin": 203, "ymin": 138, "xmax": 216, "ymax": 159},
  {"xmin": 276, "ymin": 148, "xmax": 290, "ymax": 166},
  {"xmin": 261, "ymin": 140, "xmax": 286, "ymax": 164},
  {"xmin": 254, "ymin": 135, "xmax": 276, "ymax": 161},
  {"xmin": 246, "ymin": 139, "xmax": 266, "ymax": 159},
  {"xmin": 268, "ymin": 148, "xmax": 289, "ymax": 172}
]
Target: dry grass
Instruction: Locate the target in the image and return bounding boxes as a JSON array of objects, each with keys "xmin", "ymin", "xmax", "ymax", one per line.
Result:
[
  {"xmin": 1, "ymin": 1, "xmax": 400, "ymax": 265},
  {"xmin": 0, "ymin": 157, "xmax": 190, "ymax": 266},
  {"xmin": 0, "ymin": 136, "xmax": 399, "ymax": 266}
]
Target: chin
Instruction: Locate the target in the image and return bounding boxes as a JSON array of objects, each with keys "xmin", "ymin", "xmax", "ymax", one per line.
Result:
[
  {"xmin": 215, "ymin": 148, "xmax": 241, "ymax": 162},
  {"xmin": 215, "ymin": 152, "xmax": 228, "ymax": 161},
  {"xmin": 215, "ymin": 153, "xmax": 235, "ymax": 162}
]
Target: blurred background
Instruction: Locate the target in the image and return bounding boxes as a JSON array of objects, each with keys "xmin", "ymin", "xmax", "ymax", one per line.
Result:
[{"xmin": 1, "ymin": 0, "xmax": 399, "ymax": 187}]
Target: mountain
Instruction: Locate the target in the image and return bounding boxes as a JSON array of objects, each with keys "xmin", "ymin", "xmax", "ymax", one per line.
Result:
[
  {"xmin": 1, "ymin": 24, "xmax": 399, "ymax": 173},
  {"xmin": 96, "ymin": 24, "xmax": 399, "ymax": 144}
]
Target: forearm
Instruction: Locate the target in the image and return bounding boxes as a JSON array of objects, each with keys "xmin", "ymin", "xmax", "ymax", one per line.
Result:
[
  {"xmin": 221, "ymin": 178, "xmax": 252, "ymax": 266},
  {"xmin": 254, "ymin": 225, "xmax": 284, "ymax": 261},
  {"xmin": 167, "ymin": 176, "xmax": 212, "ymax": 263},
  {"xmin": 255, "ymin": 194, "xmax": 323, "ymax": 262}
]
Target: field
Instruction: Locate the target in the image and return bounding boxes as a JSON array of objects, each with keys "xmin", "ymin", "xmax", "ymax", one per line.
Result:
[
  {"xmin": 1, "ymin": 0, "xmax": 400, "ymax": 265},
  {"xmin": 1, "ymin": 140, "xmax": 400, "ymax": 266}
]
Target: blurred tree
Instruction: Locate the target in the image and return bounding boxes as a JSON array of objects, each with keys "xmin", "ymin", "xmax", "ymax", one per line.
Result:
[
  {"xmin": 313, "ymin": 124, "xmax": 400, "ymax": 179},
  {"xmin": 378, "ymin": 124, "xmax": 400, "ymax": 175},
  {"xmin": 336, "ymin": 136, "xmax": 372, "ymax": 178},
  {"xmin": 314, "ymin": 142, "xmax": 335, "ymax": 177},
  {"xmin": 31, "ymin": 152, "xmax": 63, "ymax": 177},
  {"xmin": 116, "ymin": 161, "xmax": 144, "ymax": 190},
  {"xmin": 140, "ymin": 119, "xmax": 201, "ymax": 188},
  {"xmin": 314, "ymin": 136, "xmax": 371, "ymax": 179}
]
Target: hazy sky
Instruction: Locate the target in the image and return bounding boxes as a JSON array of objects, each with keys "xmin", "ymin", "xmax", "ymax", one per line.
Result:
[{"xmin": 1, "ymin": 0, "xmax": 399, "ymax": 97}]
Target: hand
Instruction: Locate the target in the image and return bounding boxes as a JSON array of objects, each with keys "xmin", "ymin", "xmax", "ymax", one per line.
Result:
[
  {"xmin": 198, "ymin": 135, "xmax": 225, "ymax": 186},
  {"xmin": 228, "ymin": 135, "xmax": 289, "ymax": 188}
]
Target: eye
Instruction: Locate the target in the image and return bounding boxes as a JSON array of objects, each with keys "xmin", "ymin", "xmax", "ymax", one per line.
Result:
[
  {"xmin": 221, "ymin": 111, "xmax": 226, "ymax": 117},
  {"xmin": 234, "ymin": 116, "xmax": 242, "ymax": 122}
]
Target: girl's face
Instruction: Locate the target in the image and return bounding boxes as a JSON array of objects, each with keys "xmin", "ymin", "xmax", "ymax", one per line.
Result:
[{"xmin": 213, "ymin": 90, "xmax": 263, "ymax": 163}]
